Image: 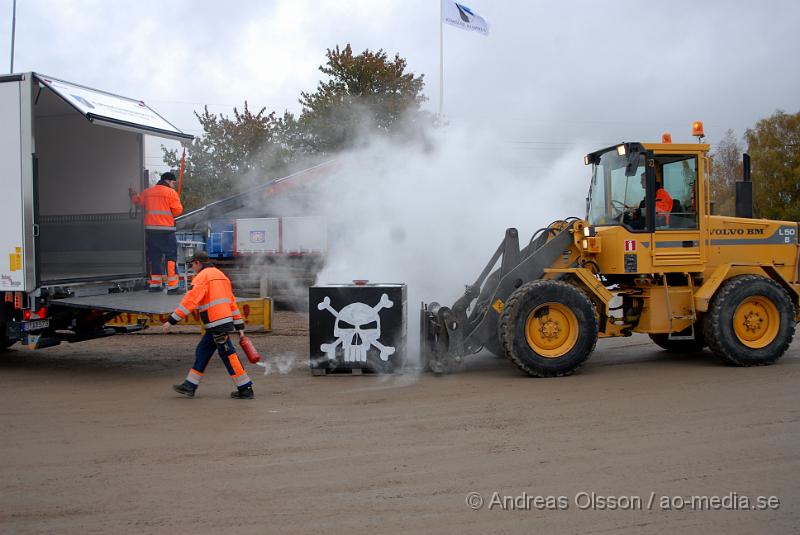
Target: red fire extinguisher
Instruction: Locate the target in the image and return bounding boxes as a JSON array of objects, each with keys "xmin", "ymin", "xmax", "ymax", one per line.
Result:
[{"xmin": 239, "ymin": 335, "xmax": 261, "ymax": 364}]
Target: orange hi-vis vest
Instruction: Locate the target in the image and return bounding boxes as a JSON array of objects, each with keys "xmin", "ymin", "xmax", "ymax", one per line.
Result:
[
  {"xmin": 169, "ymin": 267, "xmax": 245, "ymax": 330},
  {"xmin": 134, "ymin": 183, "xmax": 183, "ymax": 230},
  {"xmin": 655, "ymin": 188, "xmax": 674, "ymax": 225},
  {"xmin": 655, "ymin": 188, "xmax": 673, "ymax": 214}
]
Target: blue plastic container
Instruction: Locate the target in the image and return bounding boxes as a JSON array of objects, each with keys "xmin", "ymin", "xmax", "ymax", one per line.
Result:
[{"xmin": 206, "ymin": 220, "xmax": 235, "ymax": 258}]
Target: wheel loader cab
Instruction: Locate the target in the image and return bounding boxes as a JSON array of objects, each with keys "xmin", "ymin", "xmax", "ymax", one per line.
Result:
[
  {"xmin": 585, "ymin": 142, "xmax": 708, "ymax": 274},
  {"xmin": 586, "ymin": 143, "xmax": 702, "ymax": 234}
]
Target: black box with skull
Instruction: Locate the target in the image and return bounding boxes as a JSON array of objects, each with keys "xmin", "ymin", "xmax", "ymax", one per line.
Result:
[{"xmin": 309, "ymin": 283, "xmax": 407, "ymax": 373}]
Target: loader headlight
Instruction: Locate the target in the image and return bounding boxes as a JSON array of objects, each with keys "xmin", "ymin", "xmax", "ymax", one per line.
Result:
[
  {"xmin": 616, "ymin": 144, "xmax": 627, "ymax": 156},
  {"xmin": 582, "ymin": 226, "xmax": 596, "ymax": 237},
  {"xmin": 582, "ymin": 236, "xmax": 602, "ymax": 253}
]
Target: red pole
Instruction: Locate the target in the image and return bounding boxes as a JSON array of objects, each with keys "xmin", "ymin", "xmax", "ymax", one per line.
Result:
[{"xmin": 177, "ymin": 146, "xmax": 186, "ymax": 196}]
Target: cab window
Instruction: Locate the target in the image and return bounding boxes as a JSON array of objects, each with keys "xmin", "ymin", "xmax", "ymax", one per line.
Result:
[{"xmin": 655, "ymin": 155, "xmax": 698, "ymax": 230}]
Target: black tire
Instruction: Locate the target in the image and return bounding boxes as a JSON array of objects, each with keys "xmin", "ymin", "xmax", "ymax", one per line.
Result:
[
  {"xmin": 703, "ymin": 275, "xmax": 795, "ymax": 366},
  {"xmin": 1, "ymin": 322, "xmax": 13, "ymax": 350},
  {"xmin": 499, "ymin": 280, "xmax": 598, "ymax": 377},
  {"xmin": 649, "ymin": 325, "xmax": 706, "ymax": 353}
]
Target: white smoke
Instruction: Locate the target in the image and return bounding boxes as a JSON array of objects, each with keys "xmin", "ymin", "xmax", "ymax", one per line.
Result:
[
  {"xmin": 256, "ymin": 352, "xmax": 299, "ymax": 375},
  {"xmin": 310, "ymin": 120, "xmax": 593, "ymax": 363}
]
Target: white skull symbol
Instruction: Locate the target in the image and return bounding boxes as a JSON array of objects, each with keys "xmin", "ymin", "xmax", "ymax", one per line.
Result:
[{"xmin": 318, "ymin": 293, "xmax": 396, "ymax": 363}]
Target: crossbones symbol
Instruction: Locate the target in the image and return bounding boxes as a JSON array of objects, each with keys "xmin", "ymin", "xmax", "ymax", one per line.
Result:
[{"xmin": 317, "ymin": 293, "xmax": 396, "ymax": 363}]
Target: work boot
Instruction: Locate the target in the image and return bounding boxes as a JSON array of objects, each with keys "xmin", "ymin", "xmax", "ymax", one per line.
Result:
[
  {"xmin": 148, "ymin": 287, "xmax": 163, "ymax": 293},
  {"xmin": 173, "ymin": 383, "xmax": 196, "ymax": 398},
  {"xmin": 166, "ymin": 288, "xmax": 184, "ymax": 295},
  {"xmin": 231, "ymin": 386, "xmax": 254, "ymax": 399}
]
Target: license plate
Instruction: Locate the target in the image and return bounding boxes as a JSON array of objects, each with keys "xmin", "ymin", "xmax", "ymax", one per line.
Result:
[{"xmin": 22, "ymin": 319, "xmax": 50, "ymax": 332}]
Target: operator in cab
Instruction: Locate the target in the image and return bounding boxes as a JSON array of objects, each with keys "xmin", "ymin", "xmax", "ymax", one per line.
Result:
[{"xmin": 625, "ymin": 172, "xmax": 674, "ymax": 230}]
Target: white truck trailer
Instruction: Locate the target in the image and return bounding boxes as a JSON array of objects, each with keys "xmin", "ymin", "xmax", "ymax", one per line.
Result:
[{"xmin": 0, "ymin": 72, "xmax": 193, "ymax": 349}]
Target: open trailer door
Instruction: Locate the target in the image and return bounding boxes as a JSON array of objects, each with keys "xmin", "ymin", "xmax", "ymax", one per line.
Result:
[
  {"xmin": 30, "ymin": 73, "xmax": 193, "ymax": 285},
  {"xmin": 34, "ymin": 74, "xmax": 193, "ymax": 142}
]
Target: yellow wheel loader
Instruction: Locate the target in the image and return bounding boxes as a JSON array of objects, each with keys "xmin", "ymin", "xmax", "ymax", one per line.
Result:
[{"xmin": 421, "ymin": 125, "xmax": 800, "ymax": 376}]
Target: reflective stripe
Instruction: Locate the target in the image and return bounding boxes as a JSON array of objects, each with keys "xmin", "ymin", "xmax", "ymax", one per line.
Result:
[
  {"xmin": 145, "ymin": 225, "xmax": 176, "ymax": 230},
  {"xmin": 186, "ymin": 370, "xmax": 204, "ymax": 385},
  {"xmin": 177, "ymin": 305, "xmax": 191, "ymax": 315},
  {"xmin": 167, "ymin": 276, "xmax": 180, "ymax": 282},
  {"xmin": 204, "ymin": 317, "xmax": 233, "ymax": 328},
  {"xmin": 233, "ymin": 319, "xmax": 245, "ymax": 325},
  {"xmin": 149, "ymin": 282, "xmax": 162, "ymax": 289},
  {"xmin": 233, "ymin": 373, "xmax": 252, "ymax": 387},
  {"xmin": 146, "ymin": 210, "xmax": 174, "ymax": 216},
  {"xmin": 231, "ymin": 308, "xmax": 241, "ymax": 317},
  {"xmin": 170, "ymin": 312, "xmax": 182, "ymax": 323},
  {"xmin": 198, "ymin": 298, "xmax": 231, "ymax": 311},
  {"xmin": 150, "ymin": 274, "xmax": 164, "ymax": 281}
]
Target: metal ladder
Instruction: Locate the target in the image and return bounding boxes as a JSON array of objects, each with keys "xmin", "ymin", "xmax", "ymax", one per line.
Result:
[{"xmin": 662, "ymin": 273, "xmax": 697, "ymax": 340}]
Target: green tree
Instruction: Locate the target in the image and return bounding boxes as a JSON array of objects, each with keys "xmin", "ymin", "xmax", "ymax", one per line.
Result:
[
  {"xmin": 745, "ymin": 110, "xmax": 800, "ymax": 220},
  {"xmin": 162, "ymin": 103, "xmax": 295, "ymax": 211},
  {"xmin": 298, "ymin": 44, "xmax": 430, "ymax": 154},
  {"xmin": 709, "ymin": 129, "xmax": 743, "ymax": 216}
]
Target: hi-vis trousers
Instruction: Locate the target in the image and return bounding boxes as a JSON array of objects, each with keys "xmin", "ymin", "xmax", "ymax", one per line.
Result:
[
  {"xmin": 145, "ymin": 230, "xmax": 179, "ymax": 291},
  {"xmin": 183, "ymin": 331, "xmax": 252, "ymax": 391}
]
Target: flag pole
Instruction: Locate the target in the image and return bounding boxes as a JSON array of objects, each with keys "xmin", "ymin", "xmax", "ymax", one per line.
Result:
[
  {"xmin": 177, "ymin": 146, "xmax": 186, "ymax": 197},
  {"xmin": 439, "ymin": 0, "xmax": 444, "ymax": 118},
  {"xmin": 10, "ymin": 0, "xmax": 17, "ymax": 73}
]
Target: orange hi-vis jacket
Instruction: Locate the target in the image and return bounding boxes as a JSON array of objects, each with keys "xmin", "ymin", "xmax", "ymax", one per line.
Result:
[
  {"xmin": 168, "ymin": 266, "xmax": 245, "ymax": 331},
  {"xmin": 655, "ymin": 188, "xmax": 674, "ymax": 214},
  {"xmin": 133, "ymin": 183, "xmax": 183, "ymax": 230}
]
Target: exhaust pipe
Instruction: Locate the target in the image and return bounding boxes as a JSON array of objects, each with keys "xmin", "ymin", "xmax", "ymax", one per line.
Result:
[{"xmin": 735, "ymin": 153, "xmax": 753, "ymax": 218}]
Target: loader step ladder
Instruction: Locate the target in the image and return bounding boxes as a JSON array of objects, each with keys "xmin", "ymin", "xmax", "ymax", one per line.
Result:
[{"xmin": 662, "ymin": 273, "xmax": 697, "ymax": 340}]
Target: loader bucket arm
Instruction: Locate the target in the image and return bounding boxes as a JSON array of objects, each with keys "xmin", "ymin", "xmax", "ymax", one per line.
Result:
[{"xmin": 421, "ymin": 220, "xmax": 577, "ymax": 373}]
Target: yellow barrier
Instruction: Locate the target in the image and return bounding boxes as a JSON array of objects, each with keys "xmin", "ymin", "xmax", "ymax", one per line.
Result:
[{"xmin": 107, "ymin": 297, "xmax": 273, "ymax": 332}]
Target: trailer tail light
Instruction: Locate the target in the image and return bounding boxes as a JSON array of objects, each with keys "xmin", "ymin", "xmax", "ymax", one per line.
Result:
[
  {"xmin": 4, "ymin": 293, "xmax": 12, "ymax": 303},
  {"xmin": 14, "ymin": 292, "xmax": 23, "ymax": 309},
  {"xmin": 23, "ymin": 307, "xmax": 48, "ymax": 321}
]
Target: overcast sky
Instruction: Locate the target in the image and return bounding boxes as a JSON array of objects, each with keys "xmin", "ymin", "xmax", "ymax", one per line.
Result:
[{"xmin": 4, "ymin": 0, "xmax": 799, "ymax": 169}]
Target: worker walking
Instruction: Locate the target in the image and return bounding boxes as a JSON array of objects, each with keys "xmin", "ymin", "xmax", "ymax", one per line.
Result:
[
  {"xmin": 132, "ymin": 172, "xmax": 183, "ymax": 294},
  {"xmin": 162, "ymin": 251, "xmax": 254, "ymax": 399}
]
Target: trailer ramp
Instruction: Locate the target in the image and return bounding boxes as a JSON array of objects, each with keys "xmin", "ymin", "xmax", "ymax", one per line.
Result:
[{"xmin": 51, "ymin": 291, "xmax": 272, "ymax": 330}]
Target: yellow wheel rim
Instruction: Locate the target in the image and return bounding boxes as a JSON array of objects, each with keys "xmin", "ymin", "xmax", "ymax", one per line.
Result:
[
  {"xmin": 733, "ymin": 296, "xmax": 780, "ymax": 349},
  {"xmin": 525, "ymin": 302, "xmax": 579, "ymax": 358}
]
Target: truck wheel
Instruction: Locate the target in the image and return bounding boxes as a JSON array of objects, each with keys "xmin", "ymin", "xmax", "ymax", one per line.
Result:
[
  {"xmin": 499, "ymin": 280, "xmax": 598, "ymax": 377},
  {"xmin": 649, "ymin": 326, "xmax": 706, "ymax": 353},
  {"xmin": 1, "ymin": 328, "xmax": 13, "ymax": 350},
  {"xmin": 703, "ymin": 275, "xmax": 795, "ymax": 366}
]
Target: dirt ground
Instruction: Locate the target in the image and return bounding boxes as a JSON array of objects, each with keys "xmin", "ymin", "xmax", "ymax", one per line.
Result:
[{"xmin": 1, "ymin": 311, "xmax": 798, "ymax": 534}]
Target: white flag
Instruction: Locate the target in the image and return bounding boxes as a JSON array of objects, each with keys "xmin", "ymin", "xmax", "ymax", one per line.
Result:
[{"xmin": 442, "ymin": 1, "xmax": 489, "ymax": 36}]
